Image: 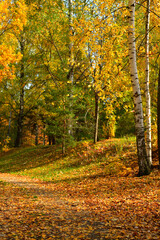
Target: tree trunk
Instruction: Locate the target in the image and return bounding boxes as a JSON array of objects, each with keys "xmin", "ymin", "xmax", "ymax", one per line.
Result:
[
  {"xmin": 62, "ymin": 119, "xmax": 66, "ymax": 155},
  {"xmin": 128, "ymin": 0, "xmax": 150, "ymax": 176},
  {"xmin": 145, "ymin": 0, "xmax": 152, "ymax": 166},
  {"xmin": 49, "ymin": 136, "xmax": 51, "ymax": 145},
  {"xmin": 15, "ymin": 93, "xmax": 24, "ymax": 147},
  {"xmin": 43, "ymin": 124, "xmax": 46, "ymax": 146},
  {"xmin": 51, "ymin": 135, "xmax": 56, "ymax": 145},
  {"xmin": 15, "ymin": 40, "xmax": 24, "ymax": 147},
  {"xmin": 157, "ymin": 68, "xmax": 160, "ymax": 165},
  {"xmin": 48, "ymin": 135, "xmax": 56, "ymax": 145},
  {"xmin": 7, "ymin": 110, "xmax": 12, "ymax": 138},
  {"xmin": 94, "ymin": 91, "xmax": 99, "ymax": 143},
  {"xmin": 68, "ymin": 0, "xmax": 74, "ymax": 137},
  {"xmin": 68, "ymin": 0, "xmax": 74, "ymax": 85},
  {"xmin": 35, "ymin": 123, "xmax": 39, "ymax": 146},
  {"xmin": 62, "ymin": 98, "xmax": 66, "ymax": 154}
]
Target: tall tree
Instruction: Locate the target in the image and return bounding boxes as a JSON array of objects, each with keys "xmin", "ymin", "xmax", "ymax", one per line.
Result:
[
  {"xmin": 94, "ymin": 90, "xmax": 99, "ymax": 143},
  {"xmin": 68, "ymin": 0, "xmax": 74, "ymax": 136},
  {"xmin": 74, "ymin": 0, "xmax": 129, "ymax": 142},
  {"xmin": 145, "ymin": 0, "xmax": 152, "ymax": 166},
  {"xmin": 15, "ymin": 37, "xmax": 25, "ymax": 147},
  {"xmin": 128, "ymin": 0, "xmax": 150, "ymax": 175}
]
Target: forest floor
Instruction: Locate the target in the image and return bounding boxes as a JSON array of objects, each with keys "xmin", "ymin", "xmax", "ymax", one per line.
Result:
[{"xmin": 0, "ymin": 138, "xmax": 159, "ymax": 239}]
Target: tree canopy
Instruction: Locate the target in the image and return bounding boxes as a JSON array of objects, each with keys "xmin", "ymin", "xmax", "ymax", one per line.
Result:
[{"xmin": 0, "ymin": 0, "xmax": 160, "ymax": 175}]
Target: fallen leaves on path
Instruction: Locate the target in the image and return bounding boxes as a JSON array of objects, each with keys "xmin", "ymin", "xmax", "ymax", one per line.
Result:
[{"xmin": 0, "ymin": 170, "xmax": 159, "ymax": 240}]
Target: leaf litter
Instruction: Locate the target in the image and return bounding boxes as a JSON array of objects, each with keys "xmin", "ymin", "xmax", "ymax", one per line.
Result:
[
  {"xmin": 0, "ymin": 170, "xmax": 159, "ymax": 240},
  {"xmin": 0, "ymin": 140, "xmax": 159, "ymax": 239}
]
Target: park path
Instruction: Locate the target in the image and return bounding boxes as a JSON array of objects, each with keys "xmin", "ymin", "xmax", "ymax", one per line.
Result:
[
  {"xmin": 0, "ymin": 172, "xmax": 75, "ymax": 209},
  {"xmin": 0, "ymin": 173, "xmax": 43, "ymax": 187},
  {"xmin": 0, "ymin": 172, "xmax": 159, "ymax": 240},
  {"xmin": 0, "ymin": 172, "xmax": 106, "ymax": 240}
]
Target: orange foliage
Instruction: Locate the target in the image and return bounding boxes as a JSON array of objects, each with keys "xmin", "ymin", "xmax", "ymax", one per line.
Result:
[{"xmin": 0, "ymin": 0, "xmax": 27, "ymax": 82}]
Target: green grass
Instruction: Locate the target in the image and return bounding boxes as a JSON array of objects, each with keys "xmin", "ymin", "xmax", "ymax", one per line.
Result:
[{"xmin": 0, "ymin": 137, "xmax": 137, "ymax": 182}]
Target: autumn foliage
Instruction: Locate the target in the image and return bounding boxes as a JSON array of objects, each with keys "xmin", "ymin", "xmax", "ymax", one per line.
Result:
[
  {"xmin": 0, "ymin": 0, "xmax": 27, "ymax": 81},
  {"xmin": 0, "ymin": 0, "xmax": 160, "ymax": 237}
]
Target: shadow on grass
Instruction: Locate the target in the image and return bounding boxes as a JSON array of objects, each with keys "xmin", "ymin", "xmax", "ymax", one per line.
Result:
[
  {"xmin": 46, "ymin": 172, "xmax": 108, "ymax": 184},
  {"xmin": 0, "ymin": 145, "xmax": 63, "ymax": 173},
  {"xmin": 0, "ymin": 139, "xmax": 141, "ymax": 181},
  {"xmin": 0, "ymin": 145, "xmax": 104, "ymax": 174},
  {"xmin": 0, "ymin": 142, "xmax": 112, "ymax": 173}
]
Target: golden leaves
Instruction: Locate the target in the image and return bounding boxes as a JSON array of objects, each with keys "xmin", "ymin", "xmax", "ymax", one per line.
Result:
[
  {"xmin": 72, "ymin": 0, "xmax": 129, "ymax": 109},
  {"xmin": 0, "ymin": 0, "xmax": 27, "ymax": 82},
  {"xmin": 0, "ymin": 0, "xmax": 27, "ymax": 36},
  {"xmin": 0, "ymin": 44, "xmax": 22, "ymax": 81}
]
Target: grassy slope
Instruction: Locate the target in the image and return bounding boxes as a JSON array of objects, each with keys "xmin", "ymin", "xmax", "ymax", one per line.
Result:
[{"xmin": 0, "ymin": 137, "xmax": 139, "ymax": 182}]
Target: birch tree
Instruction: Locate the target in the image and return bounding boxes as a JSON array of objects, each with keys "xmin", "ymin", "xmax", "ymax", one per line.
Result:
[
  {"xmin": 145, "ymin": 0, "xmax": 152, "ymax": 166},
  {"xmin": 128, "ymin": 0, "xmax": 151, "ymax": 176}
]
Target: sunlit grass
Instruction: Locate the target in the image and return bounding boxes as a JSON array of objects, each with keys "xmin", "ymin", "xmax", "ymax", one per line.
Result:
[{"xmin": 0, "ymin": 137, "xmax": 137, "ymax": 182}]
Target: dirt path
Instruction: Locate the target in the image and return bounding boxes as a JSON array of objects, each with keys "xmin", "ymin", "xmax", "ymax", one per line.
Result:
[
  {"xmin": 0, "ymin": 173, "xmax": 75, "ymax": 216},
  {"xmin": 0, "ymin": 173, "xmax": 109, "ymax": 240},
  {"xmin": 0, "ymin": 173, "xmax": 43, "ymax": 187},
  {"xmin": 0, "ymin": 173, "xmax": 159, "ymax": 240}
]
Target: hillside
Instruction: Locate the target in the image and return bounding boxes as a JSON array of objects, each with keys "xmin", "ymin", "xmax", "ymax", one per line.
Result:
[{"xmin": 0, "ymin": 138, "xmax": 138, "ymax": 180}]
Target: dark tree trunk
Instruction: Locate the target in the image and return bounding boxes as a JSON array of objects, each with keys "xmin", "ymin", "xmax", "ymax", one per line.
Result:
[
  {"xmin": 15, "ymin": 101, "xmax": 24, "ymax": 147},
  {"xmin": 15, "ymin": 117, "xmax": 23, "ymax": 147},
  {"xmin": 43, "ymin": 124, "xmax": 46, "ymax": 145},
  {"xmin": 15, "ymin": 40, "xmax": 24, "ymax": 147},
  {"xmin": 157, "ymin": 68, "xmax": 160, "ymax": 165},
  {"xmin": 35, "ymin": 124, "xmax": 39, "ymax": 146},
  {"xmin": 68, "ymin": 0, "xmax": 74, "ymax": 137},
  {"xmin": 7, "ymin": 110, "xmax": 12, "ymax": 138},
  {"xmin": 94, "ymin": 91, "xmax": 99, "ymax": 144},
  {"xmin": 48, "ymin": 135, "xmax": 56, "ymax": 145},
  {"xmin": 62, "ymin": 118, "xmax": 66, "ymax": 155},
  {"xmin": 51, "ymin": 136, "xmax": 56, "ymax": 145},
  {"xmin": 49, "ymin": 136, "xmax": 51, "ymax": 145}
]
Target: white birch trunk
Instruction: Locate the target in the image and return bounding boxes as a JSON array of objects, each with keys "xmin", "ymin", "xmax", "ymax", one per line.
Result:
[
  {"xmin": 145, "ymin": 0, "xmax": 152, "ymax": 166},
  {"xmin": 128, "ymin": 0, "xmax": 150, "ymax": 175}
]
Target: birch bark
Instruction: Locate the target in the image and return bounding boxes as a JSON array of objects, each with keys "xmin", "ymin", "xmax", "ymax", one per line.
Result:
[
  {"xmin": 128, "ymin": 0, "xmax": 150, "ymax": 175},
  {"xmin": 145, "ymin": 0, "xmax": 152, "ymax": 166}
]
